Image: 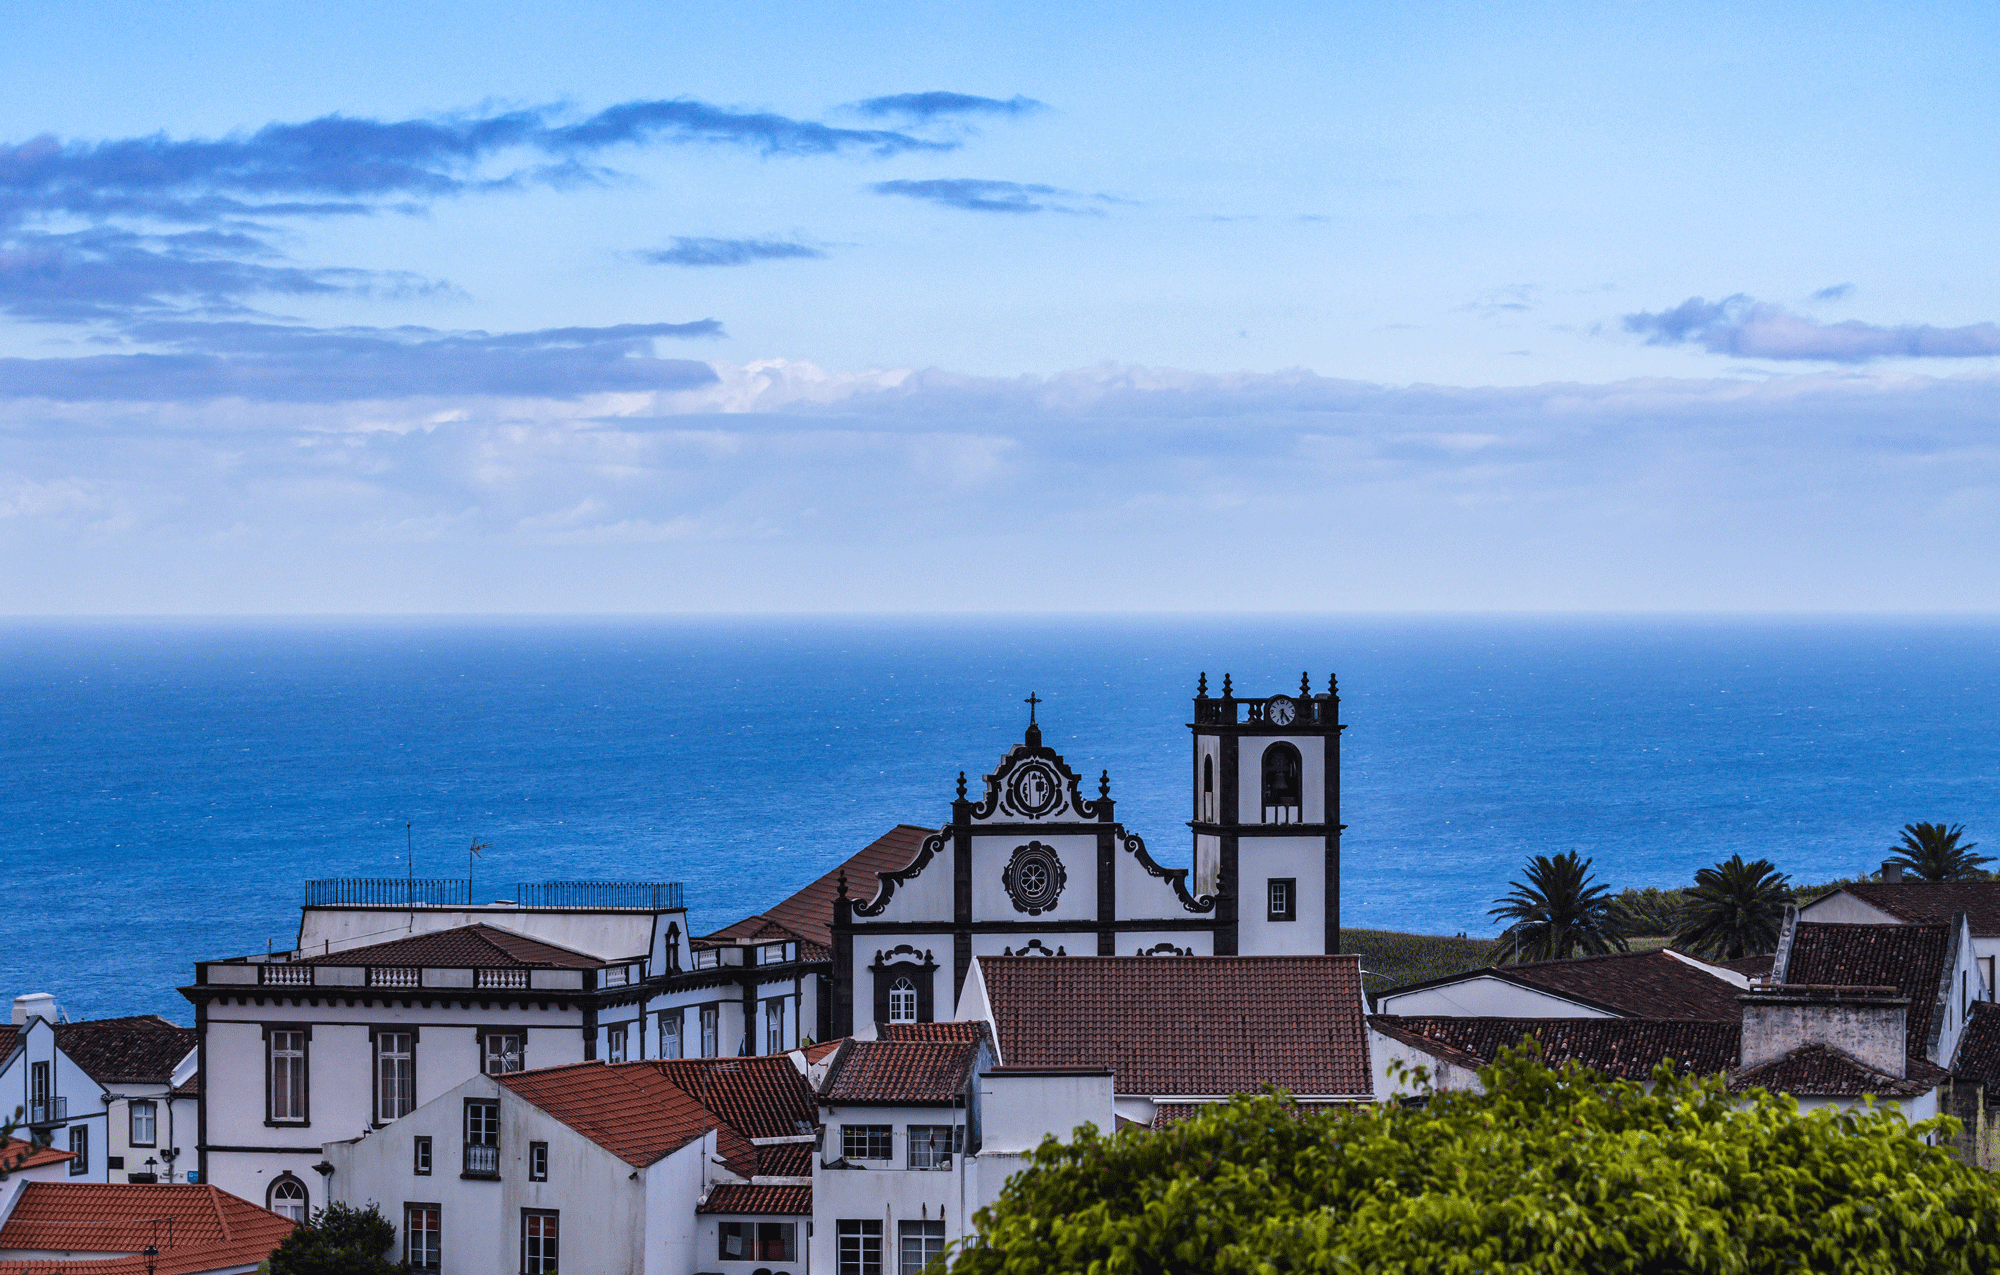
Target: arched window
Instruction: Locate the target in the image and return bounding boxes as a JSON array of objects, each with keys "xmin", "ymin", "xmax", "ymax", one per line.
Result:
[
  {"xmin": 269, "ymin": 1175, "xmax": 308, "ymax": 1222},
  {"xmin": 1261, "ymin": 743, "xmax": 1302, "ymax": 823},
  {"xmin": 888, "ymin": 977, "xmax": 917, "ymax": 1024},
  {"xmin": 1201, "ymin": 756, "xmax": 1215, "ymax": 821}
]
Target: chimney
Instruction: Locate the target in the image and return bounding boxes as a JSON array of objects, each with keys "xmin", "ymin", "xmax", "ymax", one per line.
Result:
[
  {"xmin": 1738, "ymin": 984, "xmax": 1908, "ymax": 1076},
  {"xmin": 1880, "ymin": 861, "xmax": 1904, "ymax": 883},
  {"xmin": 12, "ymin": 993, "xmax": 58, "ymax": 1026}
]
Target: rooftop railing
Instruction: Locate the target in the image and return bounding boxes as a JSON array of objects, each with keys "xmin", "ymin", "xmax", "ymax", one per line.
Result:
[
  {"xmin": 514, "ymin": 880, "xmax": 683, "ymax": 910},
  {"xmin": 305, "ymin": 878, "xmax": 471, "ymax": 907}
]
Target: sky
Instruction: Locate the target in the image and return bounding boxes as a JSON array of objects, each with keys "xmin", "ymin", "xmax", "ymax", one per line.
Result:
[{"xmin": 4, "ymin": 0, "xmax": 2000, "ymax": 613}]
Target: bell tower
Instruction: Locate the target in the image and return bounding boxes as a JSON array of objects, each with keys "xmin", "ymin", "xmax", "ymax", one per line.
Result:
[{"xmin": 1190, "ymin": 671, "xmax": 1343, "ymax": 955}]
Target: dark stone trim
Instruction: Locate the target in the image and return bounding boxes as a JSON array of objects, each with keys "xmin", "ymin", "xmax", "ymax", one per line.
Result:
[
  {"xmin": 1327, "ymin": 699, "xmax": 1344, "ymax": 954},
  {"xmin": 741, "ymin": 978, "xmax": 758, "ymax": 1056},
  {"xmin": 1184, "ymin": 821, "xmax": 1334, "ymax": 837},
  {"xmin": 198, "ymin": 1143, "xmax": 324, "ymax": 1154},
  {"xmin": 952, "ymin": 821, "xmax": 1130, "ymax": 837},
  {"xmin": 851, "ymin": 827, "xmax": 949, "ymax": 918},
  {"xmin": 954, "ymin": 796, "xmax": 972, "ymax": 999},
  {"xmin": 1097, "ymin": 829, "xmax": 1116, "ymax": 956},
  {"xmin": 845, "ymin": 917, "xmax": 1221, "ymax": 935},
  {"xmin": 833, "ymin": 895, "xmax": 855, "ymax": 1039},
  {"xmin": 195, "ymin": 998, "xmax": 208, "ymax": 1186},
  {"xmin": 869, "ymin": 946, "xmax": 939, "ymax": 1024},
  {"xmin": 1218, "ymin": 731, "xmax": 1239, "ymax": 956}
]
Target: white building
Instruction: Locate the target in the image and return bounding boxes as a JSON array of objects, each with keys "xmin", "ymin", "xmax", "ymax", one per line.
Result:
[
  {"xmin": 1798, "ymin": 877, "xmax": 2000, "ymax": 1001},
  {"xmin": 1373, "ymin": 948, "xmax": 1749, "ymax": 1020}
]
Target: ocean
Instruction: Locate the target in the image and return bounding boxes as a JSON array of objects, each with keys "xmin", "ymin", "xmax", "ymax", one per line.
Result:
[{"xmin": 3, "ymin": 616, "xmax": 1997, "ymax": 1025}]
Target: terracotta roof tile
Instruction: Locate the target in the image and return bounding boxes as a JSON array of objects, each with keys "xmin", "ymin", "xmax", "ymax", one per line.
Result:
[
  {"xmin": 1952, "ymin": 1001, "xmax": 2000, "ymax": 1104},
  {"xmin": 0, "ymin": 1026, "xmax": 18, "ymax": 1065},
  {"xmin": 754, "ymin": 1142, "xmax": 812, "ymax": 1176},
  {"xmin": 1732, "ymin": 1042, "xmax": 1946, "ymax": 1099},
  {"xmin": 1149, "ymin": 1102, "xmax": 1204, "ymax": 1130},
  {"xmin": 496, "ymin": 1061, "xmax": 743, "ymax": 1168},
  {"xmin": 1715, "ymin": 954, "xmax": 1776, "ymax": 980},
  {"xmin": 1448, "ymin": 950, "xmax": 1744, "ymax": 1020},
  {"xmin": 977, "ymin": 955, "xmax": 1371, "ymax": 1097},
  {"xmin": 804, "ymin": 1039, "xmax": 843, "ymax": 1064},
  {"xmin": 820, "ymin": 1040, "xmax": 982, "ymax": 1104},
  {"xmin": 647, "ymin": 1058, "xmax": 819, "ymax": 1140},
  {"xmin": 295, "ymin": 922, "xmax": 604, "ymax": 969},
  {"xmin": 697, "ymin": 1184, "xmax": 812, "ymax": 1215},
  {"xmin": 1782, "ymin": 922, "xmax": 1951, "ymax": 1057},
  {"xmin": 881, "ymin": 1022, "xmax": 991, "ymax": 1045},
  {"xmin": 1371, "ymin": 1016, "xmax": 1742, "ymax": 1080},
  {"xmin": 53, "ymin": 1020, "xmax": 196, "ymax": 1085},
  {"xmin": 0, "ymin": 1137, "xmax": 75, "ymax": 1171},
  {"xmin": 707, "ymin": 825, "xmax": 934, "ymax": 950},
  {"xmin": 1823, "ymin": 883, "xmax": 2000, "ymax": 935},
  {"xmin": 699, "ymin": 916, "xmax": 832, "ymax": 963},
  {"xmin": 0, "ymin": 1182, "xmax": 296, "ymax": 1275}
]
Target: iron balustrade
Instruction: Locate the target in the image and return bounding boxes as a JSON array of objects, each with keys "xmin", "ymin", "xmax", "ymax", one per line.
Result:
[
  {"xmin": 305, "ymin": 878, "xmax": 471, "ymax": 907},
  {"xmin": 514, "ymin": 880, "xmax": 683, "ymax": 910},
  {"xmin": 463, "ymin": 1143, "xmax": 499, "ymax": 1176}
]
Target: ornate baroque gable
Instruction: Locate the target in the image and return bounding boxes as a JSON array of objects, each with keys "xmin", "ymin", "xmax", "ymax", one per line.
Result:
[{"xmin": 966, "ymin": 722, "xmax": 1110, "ymax": 825}]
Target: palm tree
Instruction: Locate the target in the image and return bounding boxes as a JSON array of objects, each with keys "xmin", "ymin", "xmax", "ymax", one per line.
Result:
[
  {"xmin": 1886, "ymin": 822, "xmax": 1991, "ymax": 881},
  {"xmin": 1488, "ymin": 851, "xmax": 1629, "ymax": 963},
  {"xmin": 1672, "ymin": 855, "xmax": 1791, "ymax": 960}
]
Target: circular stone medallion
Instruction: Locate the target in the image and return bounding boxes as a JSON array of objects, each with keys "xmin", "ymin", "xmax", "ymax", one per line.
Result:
[
  {"xmin": 1005, "ymin": 761, "xmax": 1064, "ymax": 819},
  {"xmin": 1002, "ymin": 841, "xmax": 1067, "ymax": 916}
]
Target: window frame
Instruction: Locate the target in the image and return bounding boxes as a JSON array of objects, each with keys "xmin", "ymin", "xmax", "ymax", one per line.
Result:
[
  {"xmin": 899, "ymin": 1218, "xmax": 947, "ymax": 1275},
  {"xmin": 67, "ymin": 1124, "xmax": 88, "ymax": 1176},
  {"xmin": 766, "ymin": 998, "xmax": 785, "ymax": 1054},
  {"xmin": 1260, "ymin": 741, "xmax": 1303, "ymax": 821},
  {"xmin": 264, "ymin": 1023, "xmax": 311, "ymax": 1126},
  {"xmin": 268, "ymin": 1174, "xmax": 309, "ymax": 1222},
  {"xmin": 404, "ymin": 1202, "xmax": 441, "ymax": 1271},
  {"xmin": 838, "ymin": 1218, "xmax": 884, "ymax": 1275},
  {"xmin": 373, "ymin": 1028, "xmax": 417, "ymax": 1124},
  {"xmin": 841, "ymin": 1124, "xmax": 894, "ymax": 1161},
  {"xmin": 1267, "ymin": 877, "xmax": 1297, "ymax": 923},
  {"xmin": 700, "ymin": 1005, "xmax": 719, "ymax": 1058},
  {"xmin": 528, "ymin": 1141, "xmax": 548, "ymax": 1182},
  {"xmin": 718, "ymin": 1219, "xmax": 798, "ymax": 1262},
  {"xmin": 661, "ymin": 1010, "xmax": 682, "ymax": 1059},
  {"xmin": 521, "ymin": 1209, "xmax": 560, "ymax": 1275},
  {"xmin": 413, "ymin": 1135, "xmax": 433, "ymax": 1176},
  {"xmin": 607, "ymin": 1022, "xmax": 628, "ymax": 1064},
  {"xmin": 463, "ymin": 1098, "xmax": 500, "ymax": 1178},
  {"xmin": 478, "ymin": 1029, "xmax": 525, "ymax": 1076},
  {"xmin": 906, "ymin": 1123, "xmax": 961, "ymax": 1170},
  {"xmin": 129, "ymin": 1098, "xmax": 158, "ymax": 1148}
]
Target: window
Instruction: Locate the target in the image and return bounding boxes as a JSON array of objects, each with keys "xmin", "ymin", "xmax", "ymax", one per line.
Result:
[
  {"xmin": 521, "ymin": 1210, "xmax": 559, "ymax": 1275},
  {"xmin": 529, "ymin": 1141, "xmax": 548, "ymax": 1181},
  {"xmin": 1966, "ymin": 969, "xmax": 1972, "ymax": 1017},
  {"xmin": 377, "ymin": 1031, "xmax": 414, "ymax": 1121},
  {"xmin": 269, "ymin": 1029, "xmax": 308, "ymax": 1122},
  {"xmin": 662, "ymin": 1012, "xmax": 682, "ymax": 1059},
  {"xmin": 464, "ymin": 1099, "xmax": 499, "ymax": 1176},
  {"xmin": 907, "ymin": 1124, "xmax": 961, "ymax": 1170},
  {"xmin": 608, "ymin": 1023, "xmax": 628, "ymax": 1064},
  {"xmin": 29, "ymin": 1061, "xmax": 54, "ymax": 1123},
  {"xmin": 482, "ymin": 1032, "xmax": 524, "ymax": 1075},
  {"xmin": 269, "ymin": 1176, "xmax": 308, "ymax": 1222},
  {"xmin": 842, "ymin": 1124, "xmax": 893, "ymax": 1161},
  {"xmin": 900, "ymin": 1220, "xmax": 946, "ymax": 1275},
  {"xmin": 67, "ymin": 1125, "xmax": 88, "ymax": 1175},
  {"xmin": 719, "ymin": 1220, "xmax": 796, "ymax": 1261},
  {"xmin": 838, "ymin": 1219, "xmax": 883, "ymax": 1275},
  {"xmin": 405, "ymin": 1204, "xmax": 440, "ymax": 1271},
  {"xmin": 413, "ymin": 1136, "xmax": 432, "ymax": 1176},
  {"xmin": 30, "ymin": 1061, "xmax": 49, "ymax": 1103},
  {"xmin": 1268, "ymin": 878, "xmax": 1297, "ymax": 922},
  {"xmin": 1201, "ymin": 754, "xmax": 1215, "ymax": 821},
  {"xmin": 1984, "ymin": 957, "xmax": 1996, "ymax": 1002},
  {"xmin": 1261, "ymin": 742, "xmax": 1302, "ymax": 822},
  {"xmin": 888, "ymin": 977, "xmax": 918, "ymax": 1024},
  {"xmin": 766, "ymin": 999, "xmax": 785, "ymax": 1054},
  {"xmin": 700, "ymin": 1006, "xmax": 719, "ymax": 1058},
  {"xmin": 130, "ymin": 1099, "xmax": 157, "ymax": 1147}
]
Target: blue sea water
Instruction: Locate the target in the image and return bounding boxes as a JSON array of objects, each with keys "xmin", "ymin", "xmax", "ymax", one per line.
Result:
[{"xmin": 3, "ymin": 616, "xmax": 1998, "ymax": 1026}]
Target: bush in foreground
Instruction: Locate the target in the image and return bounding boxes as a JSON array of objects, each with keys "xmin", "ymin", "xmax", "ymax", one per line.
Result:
[
  {"xmin": 265, "ymin": 1201, "xmax": 405, "ymax": 1275},
  {"xmin": 955, "ymin": 1044, "xmax": 2000, "ymax": 1274}
]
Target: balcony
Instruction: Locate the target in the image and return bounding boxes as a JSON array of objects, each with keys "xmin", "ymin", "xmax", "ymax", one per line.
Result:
[
  {"xmin": 475, "ymin": 969, "xmax": 528, "ymax": 990},
  {"xmin": 463, "ymin": 1143, "xmax": 499, "ymax": 1177},
  {"xmin": 28, "ymin": 1096, "xmax": 67, "ymax": 1126}
]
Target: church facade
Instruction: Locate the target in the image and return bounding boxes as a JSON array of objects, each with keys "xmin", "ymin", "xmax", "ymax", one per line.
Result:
[{"xmin": 831, "ymin": 674, "xmax": 1343, "ymax": 1035}]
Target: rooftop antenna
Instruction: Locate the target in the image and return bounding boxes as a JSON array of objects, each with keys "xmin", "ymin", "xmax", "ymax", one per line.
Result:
[
  {"xmin": 407, "ymin": 822, "xmax": 413, "ymax": 884},
  {"xmin": 468, "ymin": 837, "xmax": 487, "ymax": 904}
]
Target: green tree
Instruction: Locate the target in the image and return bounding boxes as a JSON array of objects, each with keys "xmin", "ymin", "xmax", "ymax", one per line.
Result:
[
  {"xmin": 1487, "ymin": 850, "xmax": 1628, "ymax": 962},
  {"xmin": 1612, "ymin": 885, "xmax": 1689, "ymax": 936},
  {"xmin": 1673, "ymin": 854, "xmax": 1792, "ymax": 960},
  {"xmin": 266, "ymin": 1201, "xmax": 406, "ymax": 1275},
  {"xmin": 1888, "ymin": 822, "xmax": 1992, "ymax": 881},
  {"xmin": 0, "ymin": 1106, "xmax": 50, "ymax": 1179},
  {"xmin": 953, "ymin": 1045, "xmax": 2000, "ymax": 1275}
]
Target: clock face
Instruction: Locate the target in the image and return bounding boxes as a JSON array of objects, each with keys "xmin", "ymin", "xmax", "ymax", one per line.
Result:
[{"xmin": 1267, "ymin": 696, "xmax": 1296, "ymax": 726}]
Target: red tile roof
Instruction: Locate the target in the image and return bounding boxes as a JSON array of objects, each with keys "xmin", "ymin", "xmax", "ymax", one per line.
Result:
[
  {"xmin": 754, "ymin": 1142, "xmax": 812, "ymax": 1176},
  {"xmin": 647, "ymin": 1058, "xmax": 819, "ymax": 1140},
  {"xmin": 1781, "ymin": 922, "xmax": 1951, "ymax": 1059},
  {"xmin": 1819, "ymin": 883, "xmax": 2000, "ymax": 935},
  {"xmin": 706, "ymin": 825, "xmax": 934, "ymax": 950},
  {"xmin": 496, "ymin": 1061, "xmax": 733, "ymax": 1168},
  {"xmin": 976, "ymin": 955, "xmax": 1371, "ymax": 1097},
  {"xmin": 699, "ymin": 915, "xmax": 831, "ymax": 963},
  {"xmin": 1951, "ymin": 1001, "xmax": 2000, "ymax": 1105},
  {"xmin": 1714, "ymin": 954, "xmax": 1776, "ymax": 980},
  {"xmin": 296, "ymin": 923, "xmax": 604, "ymax": 968},
  {"xmin": 0, "ymin": 1026, "xmax": 18, "ymax": 1065},
  {"xmin": 0, "ymin": 1137, "xmax": 75, "ymax": 1171},
  {"xmin": 697, "ymin": 1184, "xmax": 812, "ymax": 1215},
  {"xmin": 820, "ymin": 1040, "xmax": 983, "ymax": 1104},
  {"xmin": 804, "ymin": 1039, "xmax": 843, "ymax": 1064},
  {"xmin": 1371, "ymin": 1016, "xmax": 1743, "ymax": 1080},
  {"xmin": 1732, "ymin": 1042, "xmax": 1946, "ymax": 1099},
  {"xmin": 1394, "ymin": 950, "xmax": 1744, "ymax": 1020},
  {"xmin": 54, "ymin": 1020, "xmax": 197, "ymax": 1085},
  {"xmin": 0, "ymin": 1183, "xmax": 296, "ymax": 1275},
  {"xmin": 881, "ymin": 1022, "xmax": 992, "ymax": 1045}
]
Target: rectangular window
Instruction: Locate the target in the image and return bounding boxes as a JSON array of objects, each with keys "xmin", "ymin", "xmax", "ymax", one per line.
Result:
[
  {"xmin": 522, "ymin": 1210, "xmax": 559, "ymax": 1275},
  {"xmin": 1267, "ymin": 878, "xmax": 1296, "ymax": 922},
  {"xmin": 842, "ymin": 1124, "xmax": 893, "ymax": 1161},
  {"xmin": 1965, "ymin": 969, "xmax": 1972, "ymax": 1017},
  {"xmin": 662, "ymin": 1012, "xmax": 682, "ymax": 1059},
  {"xmin": 464, "ymin": 1099, "xmax": 499, "ymax": 1177},
  {"xmin": 130, "ymin": 1099, "xmax": 157, "ymax": 1147},
  {"xmin": 482, "ymin": 1032, "xmax": 524, "ymax": 1075},
  {"xmin": 269, "ymin": 1029, "xmax": 308, "ymax": 1122},
  {"xmin": 840, "ymin": 1219, "xmax": 884, "ymax": 1275},
  {"xmin": 899, "ymin": 1220, "xmax": 946, "ymax": 1275},
  {"xmin": 607, "ymin": 1023, "xmax": 628, "ymax": 1064},
  {"xmin": 404, "ymin": 1204, "xmax": 440, "ymax": 1271},
  {"xmin": 68, "ymin": 1125, "xmax": 88, "ymax": 1175},
  {"xmin": 413, "ymin": 1136, "xmax": 432, "ymax": 1176},
  {"xmin": 377, "ymin": 1031, "xmax": 414, "ymax": 1121},
  {"xmin": 766, "ymin": 999, "xmax": 785, "ymax": 1055},
  {"xmin": 1984, "ymin": 956, "xmax": 1996, "ymax": 1002},
  {"xmin": 701, "ymin": 1006, "xmax": 719, "ymax": 1058},
  {"xmin": 30, "ymin": 1061, "xmax": 49, "ymax": 1102},
  {"xmin": 718, "ymin": 1220, "xmax": 797, "ymax": 1262},
  {"xmin": 529, "ymin": 1141, "xmax": 548, "ymax": 1181},
  {"xmin": 907, "ymin": 1124, "xmax": 961, "ymax": 1170}
]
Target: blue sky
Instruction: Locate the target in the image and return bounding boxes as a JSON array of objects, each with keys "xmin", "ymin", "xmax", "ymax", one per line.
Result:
[{"xmin": 4, "ymin": 1, "xmax": 2000, "ymax": 612}]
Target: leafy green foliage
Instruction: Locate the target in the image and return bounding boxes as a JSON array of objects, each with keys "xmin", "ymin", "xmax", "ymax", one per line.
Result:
[
  {"xmin": 1889, "ymin": 822, "xmax": 1992, "ymax": 881},
  {"xmin": 1488, "ymin": 851, "xmax": 1628, "ymax": 962},
  {"xmin": 1673, "ymin": 854, "xmax": 1792, "ymax": 960},
  {"xmin": 267, "ymin": 1201, "xmax": 406, "ymax": 1275},
  {"xmin": 955, "ymin": 1045, "xmax": 2000, "ymax": 1275},
  {"xmin": 1611, "ymin": 885, "xmax": 1689, "ymax": 936},
  {"xmin": 1341, "ymin": 928, "xmax": 1496, "ymax": 995}
]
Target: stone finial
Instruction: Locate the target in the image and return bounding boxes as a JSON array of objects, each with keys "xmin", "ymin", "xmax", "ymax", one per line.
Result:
[
  {"xmin": 1327, "ymin": 672, "xmax": 1338, "ymax": 696},
  {"xmin": 956, "ymin": 770, "xmax": 967, "ymax": 799},
  {"xmin": 1098, "ymin": 770, "xmax": 1111, "ymax": 799},
  {"xmin": 1300, "ymin": 671, "xmax": 1311, "ymax": 696},
  {"xmin": 836, "ymin": 871, "xmax": 848, "ymax": 899},
  {"xmin": 1222, "ymin": 673, "xmax": 1233, "ymax": 697},
  {"xmin": 1197, "ymin": 672, "xmax": 1208, "ymax": 697}
]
